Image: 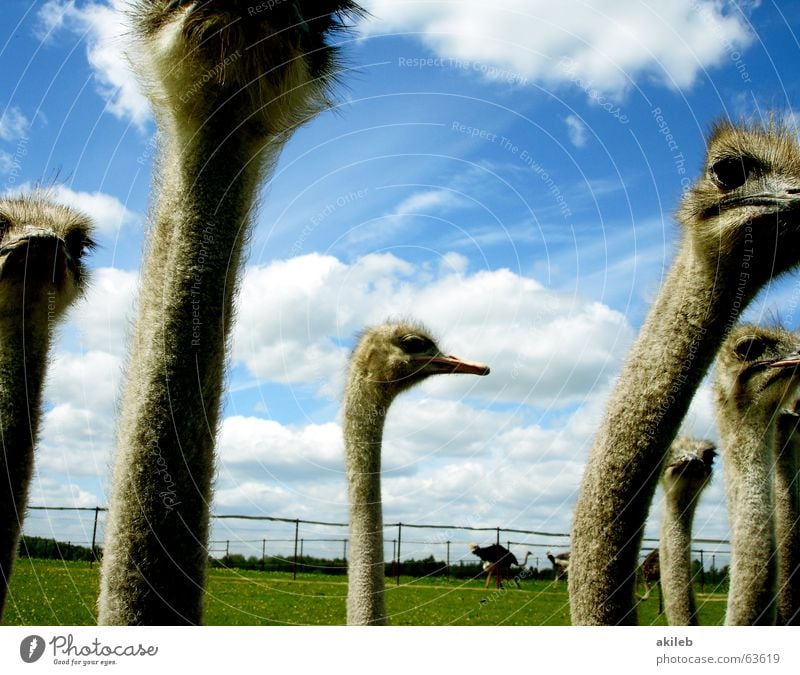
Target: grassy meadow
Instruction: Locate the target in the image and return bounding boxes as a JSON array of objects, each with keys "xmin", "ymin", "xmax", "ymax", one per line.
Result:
[{"xmin": 2, "ymin": 558, "xmax": 727, "ymax": 626}]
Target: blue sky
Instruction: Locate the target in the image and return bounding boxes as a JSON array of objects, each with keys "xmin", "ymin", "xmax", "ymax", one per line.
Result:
[{"xmin": 2, "ymin": 0, "xmax": 800, "ymax": 571}]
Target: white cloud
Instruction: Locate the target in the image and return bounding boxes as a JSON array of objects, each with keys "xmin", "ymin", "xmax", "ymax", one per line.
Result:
[
  {"xmin": 362, "ymin": 0, "xmax": 754, "ymax": 95},
  {"xmin": 218, "ymin": 416, "xmax": 343, "ymax": 473},
  {"xmin": 36, "ymin": 0, "xmax": 151, "ymax": 129},
  {"xmin": 564, "ymin": 114, "xmax": 588, "ymax": 148},
  {"xmin": 393, "ymin": 189, "xmax": 470, "ymax": 215},
  {"xmin": 68, "ymin": 266, "xmax": 138, "ymax": 355},
  {"xmin": 27, "ymin": 475, "xmax": 100, "ymax": 510},
  {"xmin": 44, "ymin": 184, "xmax": 139, "ymax": 237},
  {"xmin": 0, "ymin": 107, "xmax": 30, "ymax": 142}
]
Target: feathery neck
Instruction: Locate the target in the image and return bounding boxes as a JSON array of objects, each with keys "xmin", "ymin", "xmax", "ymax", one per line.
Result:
[
  {"xmin": 0, "ymin": 305, "xmax": 54, "ymax": 416},
  {"xmin": 343, "ymin": 369, "xmax": 394, "ymax": 626},
  {"xmin": 662, "ymin": 486, "xmax": 701, "ymax": 536},
  {"xmin": 343, "ymin": 371, "xmax": 396, "ymax": 464}
]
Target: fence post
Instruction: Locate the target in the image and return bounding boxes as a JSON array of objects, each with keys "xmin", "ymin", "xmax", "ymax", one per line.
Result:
[
  {"xmin": 446, "ymin": 541, "xmax": 450, "ymax": 578},
  {"xmin": 293, "ymin": 519, "xmax": 299, "ymax": 580},
  {"xmin": 90, "ymin": 506, "xmax": 100, "ymax": 568},
  {"xmin": 261, "ymin": 539, "xmax": 266, "ymax": 570},
  {"xmin": 396, "ymin": 523, "xmax": 402, "ymax": 586},
  {"xmin": 343, "ymin": 539, "xmax": 347, "ymax": 563},
  {"xmin": 699, "ymin": 549, "xmax": 705, "ymax": 592},
  {"xmin": 496, "ymin": 527, "xmax": 500, "ymax": 546}
]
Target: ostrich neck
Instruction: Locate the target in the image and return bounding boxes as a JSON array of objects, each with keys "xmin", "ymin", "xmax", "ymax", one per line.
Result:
[
  {"xmin": 720, "ymin": 414, "xmax": 778, "ymax": 625},
  {"xmin": 659, "ymin": 489, "xmax": 701, "ymax": 625},
  {"xmin": 344, "ymin": 375, "xmax": 391, "ymax": 625},
  {"xmin": 570, "ymin": 239, "xmax": 746, "ymax": 625},
  {"xmin": 0, "ymin": 309, "xmax": 52, "ymax": 616},
  {"xmin": 774, "ymin": 415, "xmax": 800, "ymax": 625},
  {"xmin": 98, "ymin": 124, "xmax": 277, "ymax": 625}
]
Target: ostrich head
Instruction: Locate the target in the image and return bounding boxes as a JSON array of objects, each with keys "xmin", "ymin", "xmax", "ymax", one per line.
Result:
[
  {"xmin": 347, "ymin": 321, "xmax": 489, "ymax": 405},
  {"xmin": 715, "ymin": 324, "xmax": 800, "ymax": 423},
  {"xmin": 0, "ymin": 195, "xmax": 95, "ymax": 320},
  {"xmin": 662, "ymin": 437, "xmax": 717, "ymax": 501},
  {"xmin": 134, "ymin": 0, "xmax": 364, "ymax": 134},
  {"xmin": 677, "ymin": 121, "xmax": 800, "ymax": 287}
]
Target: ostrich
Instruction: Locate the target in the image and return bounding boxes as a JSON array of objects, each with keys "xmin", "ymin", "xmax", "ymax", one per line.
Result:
[
  {"xmin": 0, "ymin": 194, "xmax": 94, "ymax": 618},
  {"xmin": 98, "ymin": 0, "xmax": 362, "ymax": 625},
  {"xmin": 714, "ymin": 324, "xmax": 800, "ymax": 625},
  {"xmin": 546, "ymin": 550, "xmax": 570, "ymax": 583},
  {"xmin": 569, "ymin": 121, "xmax": 800, "ymax": 625},
  {"xmin": 639, "ymin": 549, "xmax": 661, "ymax": 604},
  {"xmin": 775, "ymin": 399, "xmax": 800, "ymax": 624},
  {"xmin": 469, "ymin": 543, "xmax": 530, "ymax": 589},
  {"xmin": 659, "ymin": 437, "xmax": 716, "ymax": 625},
  {"xmin": 345, "ymin": 322, "xmax": 489, "ymax": 625}
]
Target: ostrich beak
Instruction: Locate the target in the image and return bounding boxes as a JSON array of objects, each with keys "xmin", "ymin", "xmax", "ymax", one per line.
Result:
[
  {"xmin": 717, "ymin": 186, "xmax": 800, "ymax": 214},
  {"xmin": 0, "ymin": 234, "xmax": 69, "ymax": 284},
  {"xmin": 412, "ymin": 354, "xmax": 490, "ymax": 376},
  {"xmin": 767, "ymin": 350, "xmax": 800, "ymax": 369}
]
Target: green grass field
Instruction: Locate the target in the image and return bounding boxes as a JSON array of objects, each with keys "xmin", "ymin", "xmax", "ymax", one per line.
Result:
[{"xmin": 2, "ymin": 558, "xmax": 728, "ymax": 625}]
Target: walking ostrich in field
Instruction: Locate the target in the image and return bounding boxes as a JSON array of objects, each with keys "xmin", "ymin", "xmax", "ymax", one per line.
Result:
[
  {"xmin": 639, "ymin": 549, "xmax": 661, "ymax": 606},
  {"xmin": 470, "ymin": 543, "xmax": 531, "ymax": 589},
  {"xmin": 715, "ymin": 324, "xmax": 800, "ymax": 625},
  {"xmin": 0, "ymin": 194, "xmax": 94, "ymax": 618},
  {"xmin": 98, "ymin": 0, "xmax": 362, "ymax": 625},
  {"xmin": 547, "ymin": 551, "xmax": 570, "ymax": 583},
  {"xmin": 570, "ymin": 121, "xmax": 800, "ymax": 625},
  {"xmin": 775, "ymin": 400, "xmax": 800, "ymax": 624},
  {"xmin": 659, "ymin": 437, "xmax": 716, "ymax": 625},
  {"xmin": 345, "ymin": 322, "xmax": 489, "ymax": 625}
]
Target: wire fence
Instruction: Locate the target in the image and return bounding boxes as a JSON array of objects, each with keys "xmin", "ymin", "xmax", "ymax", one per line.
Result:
[{"xmin": 21, "ymin": 505, "xmax": 733, "ymax": 586}]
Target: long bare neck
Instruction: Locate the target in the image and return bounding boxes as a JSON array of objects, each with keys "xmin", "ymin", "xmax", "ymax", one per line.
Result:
[
  {"xmin": 774, "ymin": 414, "xmax": 800, "ymax": 625},
  {"xmin": 570, "ymin": 239, "xmax": 742, "ymax": 624},
  {"xmin": 659, "ymin": 486, "xmax": 702, "ymax": 625},
  {"xmin": 0, "ymin": 309, "xmax": 52, "ymax": 617},
  {"xmin": 344, "ymin": 374, "xmax": 391, "ymax": 626},
  {"xmin": 719, "ymin": 411, "xmax": 778, "ymax": 625},
  {"xmin": 97, "ymin": 123, "xmax": 277, "ymax": 625}
]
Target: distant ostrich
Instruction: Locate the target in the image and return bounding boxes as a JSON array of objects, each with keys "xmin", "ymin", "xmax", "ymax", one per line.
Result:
[
  {"xmin": 470, "ymin": 543, "xmax": 531, "ymax": 589},
  {"xmin": 659, "ymin": 437, "xmax": 716, "ymax": 625},
  {"xmin": 775, "ymin": 400, "xmax": 800, "ymax": 624},
  {"xmin": 546, "ymin": 551, "xmax": 570, "ymax": 583},
  {"xmin": 639, "ymin": 549, "xmax": 661, "ymax": 606},
  {"xmin": 0, "ymin": 194, "xmax": 94, "ymax": 618},
  {"xmin": 715, "ymin": 324, "xmax": 800, "ymax": 625},
  {"xmin": 98, "ymin": 0, "xmax": 362, "ymax": 625},
  {"xmin": 345, "ymin": 322, "xmax": 489, "ymax": 625},
  {"xmin": 570, "ymin": 121, "xmax": 800, "ymax": 624}
]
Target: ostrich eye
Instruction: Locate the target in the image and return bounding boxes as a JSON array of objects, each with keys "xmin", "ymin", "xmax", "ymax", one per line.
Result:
[
  {"xmin": 733, "ymin": 336, "xmax": 766, "ymax": 361},
  {"xmin": 400, "ymin": 334, "xmax": 433, "ymax": 355},
  {"xmin": 65, "ymin": 230, "xmax": 94, "ymax": 260},
  {"xmin": 710, "ymin": 157, "xmax": 751, "ymax": 191}
]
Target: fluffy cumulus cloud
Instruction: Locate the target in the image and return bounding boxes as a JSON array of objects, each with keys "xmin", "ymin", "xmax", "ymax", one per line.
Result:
[
  {"xmin": 36, "ymin": 0, "xmax": 151, "ymax": 129},
  {"xmin": 362, "ymin": 0, "xmax": 753, "ymax": 95},
  {"xmin": 67, "ymin": 266, "xmax": 139, "ymax": 354}
]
